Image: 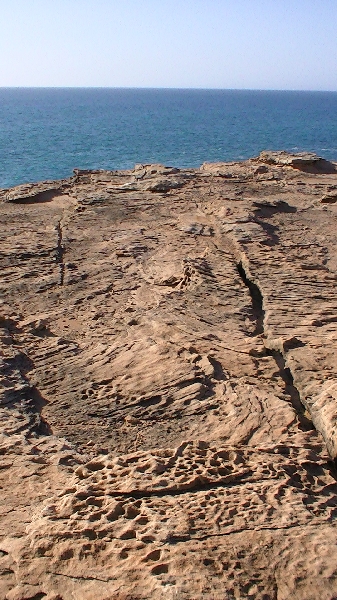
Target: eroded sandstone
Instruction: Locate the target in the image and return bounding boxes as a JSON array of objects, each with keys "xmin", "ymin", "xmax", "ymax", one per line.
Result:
[{"xmin": 1, "ymin": 153, "xmax": 337, "ymax": 599}]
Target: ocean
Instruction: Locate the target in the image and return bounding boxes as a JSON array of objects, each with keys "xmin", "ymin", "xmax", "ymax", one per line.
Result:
[{"xmin": 1, "ymin": 88, "xmax": 337, "ymax": 188}]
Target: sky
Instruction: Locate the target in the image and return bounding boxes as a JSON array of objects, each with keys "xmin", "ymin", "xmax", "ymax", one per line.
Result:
[{"xmin": 1, "ymin": 0, "xmax": 337, "ymax": 90}]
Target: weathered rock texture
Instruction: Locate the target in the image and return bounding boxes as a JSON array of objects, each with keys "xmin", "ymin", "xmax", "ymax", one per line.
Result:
[{"xmin": 1, "ymin": 153, "xmax": 337, "ymax": 599}]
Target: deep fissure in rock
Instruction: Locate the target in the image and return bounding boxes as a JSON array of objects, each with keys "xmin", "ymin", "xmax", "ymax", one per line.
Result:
[
  {"xmin": 236, "ymin": 259, "xmax": 314, "ymax": 431},
  {"xmin": 236, "ymin": 261, "xmax": 264, "ymax": 336},
  {"xmin": 267, "ymin": 349, "xmax": 314, "ymax": 431}
]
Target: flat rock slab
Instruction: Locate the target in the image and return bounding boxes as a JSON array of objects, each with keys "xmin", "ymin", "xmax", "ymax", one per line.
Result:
[
  {"xmin": 1, "ymin": 153, "xmax": 337, "ymax": 599},
  {"xmin": 257, "ymin": 150, "xmax": 336, "ymax": 173}
]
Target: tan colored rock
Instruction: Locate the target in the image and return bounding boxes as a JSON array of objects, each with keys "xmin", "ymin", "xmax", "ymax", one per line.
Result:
[
  {"xmin": 257, "ymin": 150, "xmax": 336, "ymax": 173},
  {"xmin": 1, "ymin": 153, "xmax": 337, "ymax": 599},
  {"xmin": 3, "ymin": 180, "xmax": 64, "ymax": 203}
]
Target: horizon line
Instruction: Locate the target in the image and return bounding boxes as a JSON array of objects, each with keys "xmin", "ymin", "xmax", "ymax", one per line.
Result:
[{"xmin": 1, "ymin": 86, "xmax": 337, "ymax": 93}]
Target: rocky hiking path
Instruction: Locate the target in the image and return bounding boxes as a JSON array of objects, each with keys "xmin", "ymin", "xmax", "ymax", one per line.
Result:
[{"xmin": 1, "ymin": 151, "xmax": 337, "ymax": 599}]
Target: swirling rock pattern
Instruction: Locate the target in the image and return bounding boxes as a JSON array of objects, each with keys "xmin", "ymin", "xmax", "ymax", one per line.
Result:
[{"xmin": 1, "ymin": 154, "xmax": 337, "ymax": 599}]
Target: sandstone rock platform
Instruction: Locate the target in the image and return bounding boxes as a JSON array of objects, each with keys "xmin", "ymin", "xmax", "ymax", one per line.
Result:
[{"xmin": 1, "ymin": 152, "xmax": 337, "ymax": 599}]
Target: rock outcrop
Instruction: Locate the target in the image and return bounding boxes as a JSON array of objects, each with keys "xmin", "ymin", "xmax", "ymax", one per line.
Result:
[
  {"xmin": 1, "ymin": 152, "xmax": 337, "ymax": 599},
  {"xmin": 257, "ymin": 150, "xmax": 336, "ymax": 173}
]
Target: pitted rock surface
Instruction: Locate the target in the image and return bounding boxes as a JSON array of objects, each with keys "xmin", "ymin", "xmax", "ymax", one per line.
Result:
[{"xmin": 1, "ymin": 153, "xmax": 337, "ymax": 599}]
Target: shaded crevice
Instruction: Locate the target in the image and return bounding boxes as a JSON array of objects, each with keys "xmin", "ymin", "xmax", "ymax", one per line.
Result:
[
  {"xmin": 253, "ymin": 218, "xmax": 280, "ymax": 246},
  {"xmin": 327, "ymin": 459, "xmax": 337, "ymax": 482},
  {"xmin": 7, "ymin": 188, "xmax": 62, "ymax": 205},
  {"xmin": 0, "ymin": 334, "xmax": 53, "ymax": 437},
  {"xmin": 237, "ymin": 261, "xmax": 264, "ymax": 336},
  {"xmin": 14, "ymin": 348, "xmax": 53, "ymax": 436},
  {"xmin": 208, "ymin": 356, "xmax": 227, "ymax": 381},
  {"xmin": 29, "ymin": 386, "xmax": 53, "ymax": 436},
  {"xmin": 236, "ymin": 259, "xmax": 314, "ymax": 432},
  {"xmin": 50, "ymin": 572, "xmax": 112, "ymax": 583},
  {"xmin": 55, "ymin": 220, "xmax": 65, "ymax": 285},
  {"xmin": 18, "ymin": 382, "xmax": 53, "ymax": 437},
  {"xmin": 267, "ymin": 349, "xmax": 315, "ymax": 431}
]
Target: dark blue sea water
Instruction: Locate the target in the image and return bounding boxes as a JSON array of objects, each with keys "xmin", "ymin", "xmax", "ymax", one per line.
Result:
[{"xmin": 1, "ymin": 88, "xmax": 337, "ymax": 188}]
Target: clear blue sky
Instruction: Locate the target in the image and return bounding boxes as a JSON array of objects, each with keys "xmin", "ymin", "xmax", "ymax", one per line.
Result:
[{"xmin": 1, "ymin": 0, "xmax": 337, "ymax": 90}]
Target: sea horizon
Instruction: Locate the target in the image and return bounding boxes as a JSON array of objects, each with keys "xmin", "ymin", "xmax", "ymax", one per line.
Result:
[
  {"xmin": 1, "ymin": 86, "xmax": 337, "ymax": 92},
  {"xmin": 1, "ymin": 87, "xmax": 337, "ymax": 188}
]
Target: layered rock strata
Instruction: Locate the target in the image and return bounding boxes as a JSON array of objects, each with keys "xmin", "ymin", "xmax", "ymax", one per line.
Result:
[{"xmin": 1, "ymin": 152, "xmax": 337, "ymax": 599}]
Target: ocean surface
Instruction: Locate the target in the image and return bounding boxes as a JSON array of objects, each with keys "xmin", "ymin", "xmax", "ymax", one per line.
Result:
[{"xmin": 1, "ymin": 88, "xmax": 337, "ymax": 188}]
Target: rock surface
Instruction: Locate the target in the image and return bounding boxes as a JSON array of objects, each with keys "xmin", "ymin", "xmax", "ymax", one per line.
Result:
[
  {"xmin": 257, "ymin": 150, "xmax": 337, "ymax": 173},
  {"xmin": 1, "ymin": 152, "xmax": 337, "ymax": 599}
]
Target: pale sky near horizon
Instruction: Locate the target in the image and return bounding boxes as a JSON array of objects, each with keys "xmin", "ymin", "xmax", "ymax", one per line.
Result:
[{"xmin": 1, "ymin": 0, "xmax": 337, "ymax": 90}]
